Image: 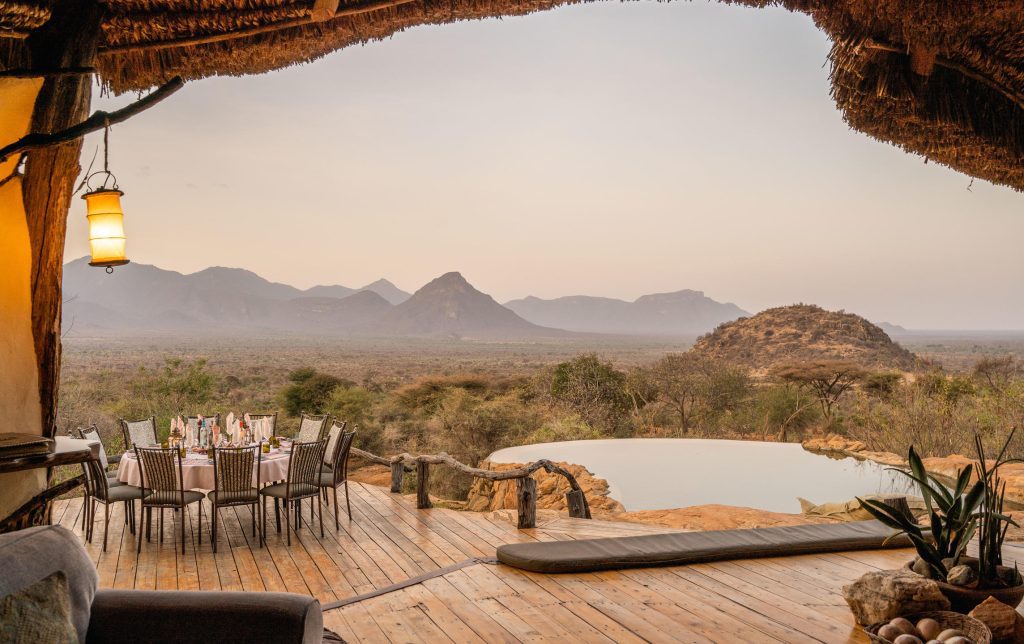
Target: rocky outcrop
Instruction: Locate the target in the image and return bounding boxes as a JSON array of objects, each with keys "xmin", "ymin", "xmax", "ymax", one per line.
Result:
[
  {"xmin": 842, "ymin": 569, "xmax": 950, "ymax": 626},
  {"xmin": 465, "ymin": 460, "xmax": 625, "ymax": 515},
  {"xmin": 802, "ymin": 434, "xmax": 906, "ymax": 466}
]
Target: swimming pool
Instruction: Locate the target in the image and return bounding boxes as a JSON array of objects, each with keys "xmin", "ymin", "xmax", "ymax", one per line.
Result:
[{"xmin": 489, "ymin": 438, "xmax": 914, "ymax": 514}]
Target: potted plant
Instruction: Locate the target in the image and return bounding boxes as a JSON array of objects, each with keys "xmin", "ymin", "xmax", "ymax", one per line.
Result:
[{"xmin": 859, "ymin": 431, "xmax": 1024, "ymax": 613}]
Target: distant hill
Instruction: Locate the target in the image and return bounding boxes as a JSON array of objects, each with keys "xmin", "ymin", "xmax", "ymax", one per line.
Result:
[
  {"xmin": 360, "ymin": 279, "xmax": 411, "ymax": 305},
  {"xmin": 691, "ymin": 304, "xmax": 920, "ymax": 371},
  {"xmin": 62, "ymin": 259, "xmax": 559, "ymax": 339},
  {"xmin": 364, "ymin": 272, "xmax": 564, "ymax": 338},
  {"xmin": 305, "ymin": 278, "xmax": 410, "ymax": 304},
  {"xmin": 505, "ymin": 290, "xmax": 747, "ymax": 336}
]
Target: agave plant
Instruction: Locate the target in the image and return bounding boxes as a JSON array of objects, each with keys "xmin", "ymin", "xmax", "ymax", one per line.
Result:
[
  {"xmin": 859, "ymin": 430, "xmax": 1022, "ymax": 588},
  {"xmin": 859, "ymin": 446, "xmax": 983, "ymax": 580}
]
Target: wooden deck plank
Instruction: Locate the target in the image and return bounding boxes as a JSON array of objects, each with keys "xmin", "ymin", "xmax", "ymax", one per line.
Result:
[{"xmin": 51, "ymin": 487, "xmax": 917, "ymax": 644}]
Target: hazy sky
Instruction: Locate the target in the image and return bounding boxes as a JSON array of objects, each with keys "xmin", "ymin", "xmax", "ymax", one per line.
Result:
[{"xmin": 65, "ymin": 2, "xmax": 1024, "ymax": 330}]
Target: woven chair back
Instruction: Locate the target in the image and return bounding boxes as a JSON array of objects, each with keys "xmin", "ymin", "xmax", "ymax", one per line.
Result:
[
  {"xmin": 80, "ymin": 425, "xmax": 111, "ymax": 471},
  {"xmin": 136, "ymin": 446, "xmax": 185, "ymax": 508},
  {"xmin": 328, "ymin": 431, "xmax": 356, "ymax": 486},
  {"xmin": 247, "ymin": 413, "xmax": 277, "ymax": 437},
  {"xmin": 286, "ymin": 440, "xmax": 327, "ymax": 498},
  {"xmin": 83, "ymin": 458, "xmax": 112, "ymax": 501},
  {"xmin": 213, "ymin": 445, "xmax": 260, "ymax": 496},
  {"xmin": 323, "ymin": 421, "xmax": 347, "ymax": 467},
  {"xmin": 121, "ymin": 416, "xmax": 157, "ymax": 447},
  {"xmin": 186, "ymin": 414, "xmax": 221, "ymax": 433},
  {"xmin": 297, "ymin": 414, "xmax": 329, "ymax": 443}
]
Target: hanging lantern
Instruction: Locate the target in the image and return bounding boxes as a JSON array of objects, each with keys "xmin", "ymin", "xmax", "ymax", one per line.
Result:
[
  {"xmin": 82, "ymin": 123, "xmax": 130, "ymax": 273},
  {"xmin": 83, "ymin": 188, "xmax": 129, "ymax": 272}
]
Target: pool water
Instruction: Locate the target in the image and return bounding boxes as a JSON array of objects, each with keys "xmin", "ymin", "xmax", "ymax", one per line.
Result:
[{"xmin": 489, "ymin": 438, "xmax": 915, "ymax": 514}]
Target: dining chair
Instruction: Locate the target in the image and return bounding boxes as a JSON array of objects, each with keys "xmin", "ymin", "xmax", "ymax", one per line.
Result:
[
  {"xmin": 119, "ymin": 416, "xmax": 157, "ymax": 448},
  {"xmin": 259, "ymin": 440, "xmax": 327, "ymax": 546},
  {"xmin": 74, "ymin": 425, "xmax": 125, "ymax": 532},
  {"xmin": 135, "ymin": 446, "xmax": 205, "ymax": 554},
  {"xmin": 320, "ymin": 428, "xmax": 356, "ymax": 529},
  {"xmin": 246, "ymin": 412, "xmax": 278, "ymax": 438},
  {"xmin": 186, "ymin": 413, "xmax": 222, "ymax": 435},
  {"xmin": 81, "ymin": 457, "xmax": 145, "ymax": 552},
  {"xmin": 208, "ymin": 445, "xmax": 261, "ymax": 552},
  {"xmin": 296, "ymin": 413, "xmax": 329, "ymax": 442}
]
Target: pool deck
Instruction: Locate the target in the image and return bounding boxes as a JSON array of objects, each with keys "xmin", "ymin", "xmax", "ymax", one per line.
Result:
[{"xmin": 53, "ymin": 483, "xmax": 1024, "ymax": 642}]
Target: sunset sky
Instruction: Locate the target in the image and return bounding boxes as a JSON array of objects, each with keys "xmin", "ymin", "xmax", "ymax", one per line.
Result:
[{"xmin": 65, "ymin": 2, "xmax": 1024, "ymax": 330}]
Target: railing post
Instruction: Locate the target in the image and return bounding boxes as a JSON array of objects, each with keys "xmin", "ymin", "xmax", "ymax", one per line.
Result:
[
  {"xmin": 416, "ymin": 461, "xmax": 431, "ymax": 509},
  {"xmin": 390, "ymin": 461, "xmax": 404, "ymax": 493},
  {"xmin": 566, "ymin": 489, "xmax": 589, "ymax": 519},
  {"xmin": 516, "ymin": 476, "xmax": 537, "ymax": 529}
]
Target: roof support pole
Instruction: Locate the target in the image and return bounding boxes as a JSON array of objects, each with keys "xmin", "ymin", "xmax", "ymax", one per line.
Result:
[{"xmin": 22, "ymin": 0, "xmax": 102, "ymax": 441}]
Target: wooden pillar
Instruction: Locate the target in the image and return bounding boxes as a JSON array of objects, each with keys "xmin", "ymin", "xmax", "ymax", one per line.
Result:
[
  {"xmin": 416, "ymin": 461, "xmax": 431, "ymax": 509},
  {"xmin": 566, "ymin": 489, "xmax": 589, "ymax": 519},
  {"xmin": 22, "ymin": 0, "xmax": 102, "ymax": 438},
  {"xmin": 390, "ymin": 461, "xmax": 404, "ymax": 493},
  {"xmin": 516, "ymin": 477, "xmax": 537, "ymax": 529}
]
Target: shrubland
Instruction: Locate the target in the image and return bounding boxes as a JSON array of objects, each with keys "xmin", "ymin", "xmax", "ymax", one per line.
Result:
[{"xmin": 57, "ymin": 338, "xmax": 1024, "ymax": 499}]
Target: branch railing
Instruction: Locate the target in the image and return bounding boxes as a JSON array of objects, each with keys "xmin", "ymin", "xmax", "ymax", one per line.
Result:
[{"xmin": 350, "ymin": 447, "xmax": 592, "ymax": 529}]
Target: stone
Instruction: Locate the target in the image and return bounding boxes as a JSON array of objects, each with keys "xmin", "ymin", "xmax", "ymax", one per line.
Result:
[
  {"xmin": 946, "ymin": 564, "xmax": 978, "ymax": 587},
  {"xmin": 842, "ymin": 569, "xmax": 950, "ymax": 626},
  {"xmin": 912, "ymin": 557, "xmax": 937, "ymax": 579},
  {"xmin": 968, "ymin": 596, "xmax": 1017, "ymax": 640},
  {"xmin": 465, "ymin": 460, "xmax": 625, "ymax": 515}
]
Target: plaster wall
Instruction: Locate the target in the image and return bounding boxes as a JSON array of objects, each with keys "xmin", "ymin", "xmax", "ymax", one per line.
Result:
[{"xmin": 0, "ymin": 77, "xmax": 46, "ymax": 520}]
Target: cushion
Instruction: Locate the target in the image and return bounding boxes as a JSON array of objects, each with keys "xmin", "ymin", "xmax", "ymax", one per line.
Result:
[
  {"xmin": 0, "ymin": 526, "xmax": 97, "ymax": 642},
  {"xmin": 323, "ymin": 426, "xmax": 341, "ymax": 467},
  {"xmin": 104, "ymin": 485, "xmax": 146, "ymax": 503},
  {"xmin": 496, "ymin": 520, "xmax": 914, "ymax": 574},
  {"xmin": 143, "ymin": 490, "xmax": 205, "ymax": 506},
  {"xmin": 207, "ymin": 489, "xmax": 259, "ymax": 505},
  {"xmin": 0, "ymin": 571, "xmax": 77, "ymax": 643},
  {"xmin": 259, "ymin": 482, "xmax": 318, "ymax": 499}
]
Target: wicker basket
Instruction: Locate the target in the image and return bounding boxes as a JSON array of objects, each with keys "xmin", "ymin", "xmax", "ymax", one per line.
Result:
[{"xmin": 866, "ymin": 611, "xmax": 991, "ymax": 643}]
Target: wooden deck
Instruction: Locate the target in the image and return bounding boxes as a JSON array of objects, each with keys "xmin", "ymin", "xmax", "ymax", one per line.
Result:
[{"xmin": 53, "ymin": 483, "xmax": 997, "ymax": 643}]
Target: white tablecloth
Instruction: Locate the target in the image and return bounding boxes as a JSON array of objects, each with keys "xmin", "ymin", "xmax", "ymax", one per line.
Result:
[{"xmin": 117, "ymin": 450, "xmax": 291, "ymax": 490}]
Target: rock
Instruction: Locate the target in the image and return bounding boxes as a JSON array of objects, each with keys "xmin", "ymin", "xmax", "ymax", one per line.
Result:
[
  {"xmin": 465, "ymin": 460, "xmax": 625, "ymax": 515},
  {"xmin": 842, "ymin": 569, "xmax": 950, "ymax": 626},
  {"xmin": 968, "ymin": 596, "xmax": 1017, "ymax": 640},
  {"xmin": 913, "ymin": 557, "xmax": 936, "ymax": 579},
  {"xmin": 946, "ymin": 564, "xmax": 979, "ymax": 587}
]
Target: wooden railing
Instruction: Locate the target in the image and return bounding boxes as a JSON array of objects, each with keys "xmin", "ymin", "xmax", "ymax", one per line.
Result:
[{"xmin": 351, "ymin": 447, "xmax": 592, "ymax": 529}]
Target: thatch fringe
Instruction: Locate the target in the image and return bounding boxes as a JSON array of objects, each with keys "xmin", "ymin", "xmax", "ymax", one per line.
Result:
[
  {"xmin": 0, "ymin": 0, "xmax": 49, "ymax": 32},
  {"xmin": 1, "ymin": 0, "xmax": 1022, "ymax": 190}
]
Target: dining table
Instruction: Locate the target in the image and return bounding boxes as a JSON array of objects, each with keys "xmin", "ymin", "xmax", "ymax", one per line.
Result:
[{"xmin": 117, "ymin": 447, "xmax": 291, "ymax": 490}]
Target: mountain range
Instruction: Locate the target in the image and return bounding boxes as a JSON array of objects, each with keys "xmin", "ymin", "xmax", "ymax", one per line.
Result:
[
  {"xmin": 61, "ymin": 258, "xmax": 747, "ymax": 339},
  {"xmin": 504, "ymin": 292, "xmax": 748, "ymax": 336}
]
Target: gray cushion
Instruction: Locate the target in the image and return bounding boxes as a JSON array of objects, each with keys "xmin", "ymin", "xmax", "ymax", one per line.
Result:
[
  {"xmin": 207, "ymin": 489, "xmax": 258, "ymax": 505},
  {"xmin": 0, "ymin": 525, "xmax": 97, "ymax": 642},
  {"xmin": 103, "ymin": 485, "xmax": 146, "ymax": 503},
  {"xmin": 496, "ymin": 520, "xmax": 914, "ymax": 574},
  {"xmin": 86, "ymin": 589, "xmax": 323, "ymax": 643},
  {"xmin": 259, "ymin": 482, "xmax": 318, "ymax": 499},
  {"xmin": 143, "ymin": 490, "xmax": 205, "ymax": 506}
]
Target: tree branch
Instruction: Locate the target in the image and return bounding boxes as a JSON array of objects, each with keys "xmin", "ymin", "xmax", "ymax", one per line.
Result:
[{"xmin": 0, "ymin": 76, "xmax": 184, "ymax": 163}]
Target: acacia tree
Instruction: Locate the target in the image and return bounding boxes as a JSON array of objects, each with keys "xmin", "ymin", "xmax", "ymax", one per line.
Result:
[
  {"xmin": 773, "ymin": 360, "xmax": 866, "ymax": 426},
  {"xmin": 645, "ymin": 353, "xmax": 750, "ymax": 434}
]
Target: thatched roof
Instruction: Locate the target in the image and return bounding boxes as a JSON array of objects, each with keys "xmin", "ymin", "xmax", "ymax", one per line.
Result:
[{"xmin": 3, "ymin": 0, "xmax": 1023, "ymax": 190}]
